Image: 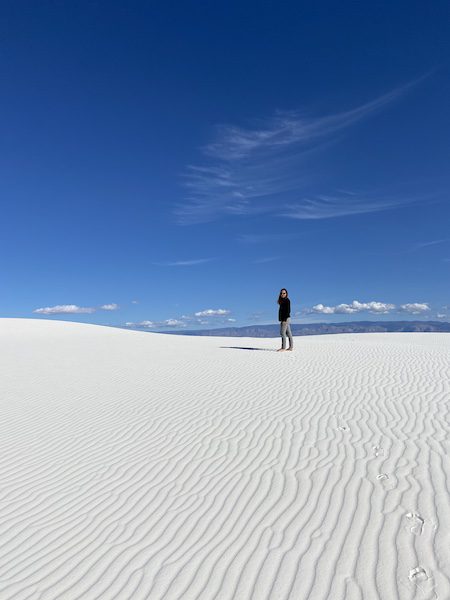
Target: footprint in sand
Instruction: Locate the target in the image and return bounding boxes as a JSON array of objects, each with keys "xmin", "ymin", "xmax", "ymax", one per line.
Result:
[
  {"xmin": 405, "ymin": 512, "xmax": 424, "ymax": 535},
  {"xmin": 376, "ymin": 473, "xmax": 389, "ymax": 481},
  {"xmin": 372, "ymin": 445, "xmax": 384, "ymax": 457},
  {"xmin": 409, "ymin": 566, "xmax": 428, "ymax": 582},
  {"xmin": 338, "ymin": 425, "xmax": 348, "ymax": 431},
  {"xmin": 408, "ymin": 567, "xmax": 436, "ymax": 596}
]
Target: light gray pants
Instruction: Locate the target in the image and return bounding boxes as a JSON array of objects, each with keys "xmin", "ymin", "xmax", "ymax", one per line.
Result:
[{"xmin": 280, "ymin": 318, "xmax": 293, "ymax": 349}]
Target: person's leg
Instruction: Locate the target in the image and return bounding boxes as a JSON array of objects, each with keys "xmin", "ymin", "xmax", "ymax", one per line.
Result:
[
  {"xmin": 279, "ymin": 321, "xmax": 287, "ymax": 350},
  {"xmin": 286, "ymin": 318, "xmax": 293, "ymax": 350}
]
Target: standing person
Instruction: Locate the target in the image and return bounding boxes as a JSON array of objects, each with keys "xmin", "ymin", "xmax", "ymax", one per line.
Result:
[{"xmin": 277, "ymin": 288, "xmax": 293, "ymax": 352}]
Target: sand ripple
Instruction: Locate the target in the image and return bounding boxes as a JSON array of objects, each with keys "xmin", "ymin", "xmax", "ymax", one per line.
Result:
[{"xmin": 0, "ymin": 320, "xmax": 449, "ymax": 599}]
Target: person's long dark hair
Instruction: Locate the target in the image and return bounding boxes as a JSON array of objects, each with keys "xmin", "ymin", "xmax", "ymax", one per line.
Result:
[{"xmin": 277, "ymin": 288, "xmax": 289, "ymax": 305}]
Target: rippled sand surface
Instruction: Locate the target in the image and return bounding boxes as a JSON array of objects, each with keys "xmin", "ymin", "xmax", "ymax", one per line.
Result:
[{"xmin": 1, "ymin": 319, "xmax": 449, "ymax": 599}]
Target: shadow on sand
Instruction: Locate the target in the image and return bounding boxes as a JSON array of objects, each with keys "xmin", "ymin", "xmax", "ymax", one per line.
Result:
[{"xmin": 219, "ymin": 346, "xmax": 277, "ymax": 351}]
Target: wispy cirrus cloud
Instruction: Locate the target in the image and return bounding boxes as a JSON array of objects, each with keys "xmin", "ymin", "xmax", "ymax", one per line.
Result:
[
  {"xmin": 176, "ymin": 76, "xmax": 428, "ymax": 224},
  {"xmin": 414, "ymin": 239, "xmax": 450, "ymax": 248},
  {"xmin": 203, "ymin": 80, "xmax": 421, "ymax": 161},
  {"xmin": 280, "ymin": 191, "xmax": 417, "ymax": 220},
  {"xmin": 409, "ymin": 238, "xmax": 450, "ymax": 251},
  {"xmin": 153, "ymin": 258, "xmax": 214, "ymax": 267},
  {"xmin": 252, "ymin": 256, "xmax": 279, "ymax": 264}
]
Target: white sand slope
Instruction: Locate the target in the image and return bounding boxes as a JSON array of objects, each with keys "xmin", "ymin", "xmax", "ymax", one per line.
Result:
[{"xmin": 0, "ymin": 319, "xmax": 449, "ymax": 600}]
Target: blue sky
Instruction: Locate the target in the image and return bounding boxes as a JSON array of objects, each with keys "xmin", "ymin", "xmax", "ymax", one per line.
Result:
[{"xmin": 1, "ymin": 1, "xmax": 449, "ymax": 331}]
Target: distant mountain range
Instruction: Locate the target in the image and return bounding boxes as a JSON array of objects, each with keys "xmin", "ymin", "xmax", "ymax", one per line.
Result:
[{"xmin": 164, "ymin": 321, "xmax": 450, "ymax": 337}]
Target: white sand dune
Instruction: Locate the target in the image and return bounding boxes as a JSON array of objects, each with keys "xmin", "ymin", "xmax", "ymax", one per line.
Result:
[{"xmin": 0, "ymin": 318, "xmax": 449, "ymax": 600}]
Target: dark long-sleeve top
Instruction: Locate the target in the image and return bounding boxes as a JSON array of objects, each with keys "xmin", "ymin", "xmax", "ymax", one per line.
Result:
[{"xmin": 278, "ymin": 298, "xmax": 291, "ymax": 322}]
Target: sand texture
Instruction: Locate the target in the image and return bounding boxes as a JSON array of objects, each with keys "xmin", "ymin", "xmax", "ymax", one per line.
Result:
[{"xmin": 0, "ymin": 318, "xmax": 449, "ymax": 600}]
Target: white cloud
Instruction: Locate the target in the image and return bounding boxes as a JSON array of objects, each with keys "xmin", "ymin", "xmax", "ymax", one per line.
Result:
[
  {"xmin": 310, "ymin": 300, "xmax": 396, "ymax": 315},
  {"xmin": 281, "ymin": 192, "xmax": 414, "ymax": 221},
  {"xmin": 194, "ymin": 308, "xmax": 231, "ymax": 317},
  {"xmin": 203, "ymin": 83, "xmax": 418, "ymax": 161},
  {"xmin": 436, "ymin": 313, "xmax": 447, "ymax": 319},
  {"xmin": 100, "ymin": 303, "xmax": 119, "ymax": 311},
  {"xmin": 352, "ymin": 301, "xmax": 396, "ymax": 313},
  {"xmin": 411, "ymin": 238, "xmax": 450, "ymax": 250},
  {"xmin": 310, "ymin": 303, "xmax": 336, "ymax": 314},
  {"xmin": 154, "ymin": 258, "xmax": 214, "ymax": 266},
  {"xmin": 125, "ymin": 318, "xmax": 187, "ymax": 329},
  {"xmin": 399, "ymin": 303, "xmax": 431, "ymax": 314},
  {"xmin": 176, "ymin": 76, "xmax": 428, "ymax": 224},
  {"xmin": 34, "ymin": 304, "xmax": 96, "ymax": 315},
  {"xmin": 309, "ymin": 300, "xmax": 433, "ymax": 316},
  {"xmin": 164, "ymin": 319, "xmax": 186, "ymax": 327},
  {"xmin": 131, "ymin": 300, "xmax": 139, "ymax": 304},
  {"xmin": 125, "ymin": 320, "xmax": 154, "ymax": 328}
]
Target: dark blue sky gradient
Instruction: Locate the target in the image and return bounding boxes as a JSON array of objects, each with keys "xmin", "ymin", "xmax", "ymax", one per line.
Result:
[{"xmin": 1, "ymin": 2, "xmax": 449, "ymax": 329}]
